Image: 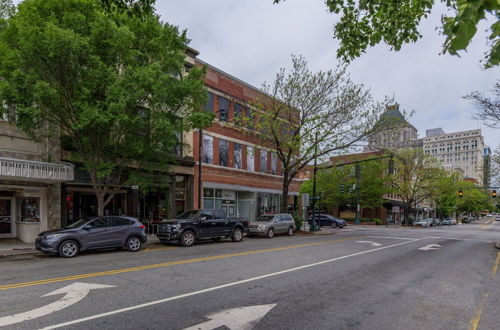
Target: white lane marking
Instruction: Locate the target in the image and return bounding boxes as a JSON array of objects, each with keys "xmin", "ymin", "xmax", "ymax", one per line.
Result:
[
  {"xmin": 356, "ymin": 241, "xmax": 382, "ymax": 247},
  {"xmin": 40, "ymin": 237, "xmax": 428, "ymax": 330},
  {"xmin": 418, "ymin": 244, "xmax": 442, "ymax": 251},
  {"xmin": 367, "ymin": 236, "xmax": 418, "ymax": 241},
  {"xmin": 183, "ymin": 304, "xmax": 276, "ymax": 330},
  {"xmin": 0, "ymin": 282, "xmax": 114, "ymax": 327}
]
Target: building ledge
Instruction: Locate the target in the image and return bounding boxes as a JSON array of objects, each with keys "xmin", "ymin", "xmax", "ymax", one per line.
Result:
[{"xmin": 0, "ymin": 157, "xmax": 74, "ymax": 183}]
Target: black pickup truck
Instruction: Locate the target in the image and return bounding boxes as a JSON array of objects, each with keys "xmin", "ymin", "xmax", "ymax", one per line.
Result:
[{"xmin": 156, "ymin": 209, "xmax": 249, "ymax": 247}]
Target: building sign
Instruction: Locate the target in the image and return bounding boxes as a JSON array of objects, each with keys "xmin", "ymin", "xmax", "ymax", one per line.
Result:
[{"xmin": 0, "ymin": 158, "xmax": 74, "ymax": 182}]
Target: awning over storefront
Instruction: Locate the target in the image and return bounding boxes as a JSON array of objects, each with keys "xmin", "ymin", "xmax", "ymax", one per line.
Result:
[
  {"xmin": 204, "ymin": 182, "xmax": 299, "ymax": 196},
  {"xmin": 0, "ymin": 157, "xmax": 74, "ymax": 183}
]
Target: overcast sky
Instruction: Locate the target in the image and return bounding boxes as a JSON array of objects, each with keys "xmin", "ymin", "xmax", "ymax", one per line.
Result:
[{"xmin": 155, "ymin": 0, "xmax": 499, "ymax": 151}]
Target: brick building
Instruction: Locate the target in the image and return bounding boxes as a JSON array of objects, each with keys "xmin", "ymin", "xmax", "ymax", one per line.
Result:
[{"xmin": 193, "ymin": 59, "xmax": 301, "ymax": 220}]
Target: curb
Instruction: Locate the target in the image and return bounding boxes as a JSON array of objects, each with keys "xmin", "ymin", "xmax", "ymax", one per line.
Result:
[{"xmin": 0, "ymin": 249, "xmax": 41, "ymax": 258}]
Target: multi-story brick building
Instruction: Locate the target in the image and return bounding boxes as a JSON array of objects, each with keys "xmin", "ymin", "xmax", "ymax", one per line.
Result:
[
  {"xmin": 423, "ymin": 128, "xmax": 485, "ymax": 183},
  {"xmin": 192, "ymin": 58, "xmax": 301, "ymax": 220}
]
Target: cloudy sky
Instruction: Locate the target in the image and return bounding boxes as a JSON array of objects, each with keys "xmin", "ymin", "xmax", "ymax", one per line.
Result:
[{"xmin": 155, "ymin": 0, "xmax": 499, "ymax": 151}]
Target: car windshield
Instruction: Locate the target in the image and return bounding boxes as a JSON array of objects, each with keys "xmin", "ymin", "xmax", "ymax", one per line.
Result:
[
  {"xmin": 177, "ymin": 210, "xmax": 200, "ymax": 220},
  {"xmin": 255, "ymin": 215, "xmax": 275, "ymax": 222},
  {"xmin": 65, "ymin": 217, "xmax": 93, "ymax": 229}
]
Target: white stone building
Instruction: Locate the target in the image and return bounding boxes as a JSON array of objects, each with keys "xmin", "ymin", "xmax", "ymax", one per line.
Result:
[{"xmin": 423, "ymin": 128, "xmax": 484, "ymax": 183}]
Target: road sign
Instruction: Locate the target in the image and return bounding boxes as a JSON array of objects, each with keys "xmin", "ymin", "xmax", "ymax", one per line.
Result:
[{"xmin": 301, "ymin": 193, "xmax": 309, "ymax": 207}]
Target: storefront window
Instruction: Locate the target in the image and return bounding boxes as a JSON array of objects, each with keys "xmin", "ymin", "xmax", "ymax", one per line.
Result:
[
  {"xmin": 175, "ymin": 175, "xmax": 186, "ymax": 215},
  {"xmin": 18, "ymin": 197, "xmax": 40, "ymax": 223},
  {"xmin": 271, "ymin": 152, "xmax": 277, "ymax": 174}
]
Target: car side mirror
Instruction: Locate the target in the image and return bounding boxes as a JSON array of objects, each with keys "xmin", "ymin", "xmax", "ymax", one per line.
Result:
[
  {"xmin": 83, "ymin": 225, "xmax": 92, "ymax": 230},
  {"xmin": 199, "ymin": 216, "xmax": 207, "ymax": 223}
]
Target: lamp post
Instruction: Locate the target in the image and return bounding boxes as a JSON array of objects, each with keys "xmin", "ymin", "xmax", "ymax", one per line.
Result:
[
  {"xmin": 355, "ymin": 163, "xmax": 361, "ymax": 225},
  {"xmin": 310, "ymin": 132, "xmax": 319, "ymax": 232}
]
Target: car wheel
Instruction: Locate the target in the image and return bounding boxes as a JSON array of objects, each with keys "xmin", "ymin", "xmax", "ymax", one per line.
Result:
[
  {"xmin": 180, "ymin": 230, "xmax": 195, "ymax": 247},
  {"xmin": 58, "ymin": 240, "xmax": 79, "ymax": 258},
  {"xmin": 266, "ymin": 228, "xmax": 274, "ymax": 238},
  {"xmin": 287, "ymin": 227, "xmax": 294, "ymax": 236},
  {"xmin": 231, "ymin": 228, "xmax": 243, "ymax": 242},
  {"xmin": 126, "ymin": 236, "xmax": 142, "ymax": 252}
]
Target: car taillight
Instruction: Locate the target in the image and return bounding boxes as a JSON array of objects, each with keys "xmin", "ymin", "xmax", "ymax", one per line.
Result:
[{"xmin": 139, "ymin": 224, "xmax": 145, "ymax": 229}]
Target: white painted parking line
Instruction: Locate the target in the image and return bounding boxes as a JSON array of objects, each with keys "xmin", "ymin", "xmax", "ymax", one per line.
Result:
[
  {"xmin": 418, "ymin": 244, "xmax": 442, "ymax": 251},
  {"xmin": 356, "ymin": 241, "xmax": 382, "ymax": 247},
  {"xmin": 40, "ymin": 237, "xmax": 429, "ymax": 330}
]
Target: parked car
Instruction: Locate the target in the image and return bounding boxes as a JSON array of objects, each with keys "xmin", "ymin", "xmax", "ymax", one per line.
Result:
[
  {"xmin": 308, "ymin": 214, "xmax": 347, "ymax": 228},
  {"xmin": 36, "ymin": 216, "xmax": 147, "ymax": 258},
  {"xmin": 414, "ymin": 218, "xmax": 433, "ymax": 227},
  {"xmin": 496, "ymin": 216, "xmax": 500, "ymax": 221},
  {"xmin": 441, "ymin": 218, "xmax": 452, "ymax": 226},
  {"xmin": 248, "ymin": 214, "xmax": 295, "ymax": 238},
  {"xmin": 156, "ymin": 209, "xmax": 248, "ymax": 247}
]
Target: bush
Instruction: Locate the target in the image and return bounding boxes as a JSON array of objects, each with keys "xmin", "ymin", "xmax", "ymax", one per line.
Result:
[{"xmin": 292, "ymin": 212, "xmax": 304, "ymax": 231}]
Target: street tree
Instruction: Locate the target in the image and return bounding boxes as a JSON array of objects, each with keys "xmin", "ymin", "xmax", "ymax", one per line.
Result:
[
  {"xmin": 300, "ymin": 157, "xmax": 390, "ymax": 215},
  {"xmin": 0, "ymin": 0, "xmax": 14, "ymax": 30},
  {"xmin": 466, "ymin": 81, "xmax": 500, "ymax": 128},
  {"xmin": 0, "ymin": 0, "xmax": 210, "ymax": 215},
  {"xmin": 250, "ymin": 55, "xmax": 389, "ymax": 212},
  {"xmin": 432, "ymin": 169, "xmax": 461, "ymax": 217},
  {"xmin": 389, "ymin": 148, "xmax": 440, "ymax": 224},
  {"xmin": 457, "ymin": 181, "xmax": 492, "ymax": 215},
  {"xmin": 273, "ymin": 0, "xmax": 499, "ymax": 68}
]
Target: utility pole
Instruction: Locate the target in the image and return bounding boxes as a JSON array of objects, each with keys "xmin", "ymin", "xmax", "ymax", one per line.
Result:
[
  {"xmin": 198, "ymin": 128, "xmax": 203, "ymax": 209},
  {"xmin": 311, "ymin": 132, "xmax": 319, "ymax": 232},
  {"xmin": 355, "ymin": 163, "xmax": 361, "ymax": 225}
]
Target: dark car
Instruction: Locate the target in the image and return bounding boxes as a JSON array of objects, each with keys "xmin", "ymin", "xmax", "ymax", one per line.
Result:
[
  {"xmin": 308, "ymin": 214, "xmax": 346, "ymax": 228},
  {"xmin": 36, "ymin": 216, "xmax": 147, "ymax": 258},
  {"xmin": 156, "ymin": 209, "xmax": 248, "ymax": 247}
]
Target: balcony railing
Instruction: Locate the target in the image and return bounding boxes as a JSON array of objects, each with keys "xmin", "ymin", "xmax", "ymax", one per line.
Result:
[{"xmin": 0, "ymin": 157, "xmax": 74, "ymax": 182}]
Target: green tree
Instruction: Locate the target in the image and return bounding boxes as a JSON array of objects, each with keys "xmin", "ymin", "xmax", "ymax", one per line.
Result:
[
  {"xmin": 457, "ymin": 181, "xmax": 492, "ymax": 214},
  {"xmin": 273, "ymin": 0, "xmax": 499, "ymax": 68},
  {"xmin": 249, "ymin": 55, "xmax": 389, "ymax": 212},
  {"xmin": 0, "ymin": 0, "xmax": 210, "ymax": 215},
  {"xmin": 0, "ymin": 0, "xmax": 14, "ymax": 29},
  {"xmin": 432, "ymin": 169, "xmax": 461, "ymax": 217},
  {"xmin": 389, "ymin": 148, "xmax": 440, "ymax": 225},
  {"xmin": 300, "ymin": 157, "xmax": 390, "ymax": 214}
]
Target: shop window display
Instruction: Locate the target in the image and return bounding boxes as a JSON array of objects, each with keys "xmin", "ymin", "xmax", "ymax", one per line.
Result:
[{"xmin": 18, "ymin": 197, "xmax": 40, "ymax": 223}]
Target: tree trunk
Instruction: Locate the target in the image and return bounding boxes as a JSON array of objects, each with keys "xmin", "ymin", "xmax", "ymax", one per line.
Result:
[
  {"xmin": 97, "ymin": 193, "xmax": 105, "ymax": 216},
  {"xmin": 281, "ymin": 176, "xmax": 289, "ymax": 213}
]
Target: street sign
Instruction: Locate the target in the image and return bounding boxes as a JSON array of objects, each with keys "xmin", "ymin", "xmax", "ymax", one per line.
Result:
[{"xmin": 301, "ymin": 193, "xmax": 309, "ymax": 207}]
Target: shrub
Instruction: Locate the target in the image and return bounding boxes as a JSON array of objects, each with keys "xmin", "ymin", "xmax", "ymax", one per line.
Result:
[{"xmin": 292, "ymin": 212, "xmax": 304, "ymax": 231}]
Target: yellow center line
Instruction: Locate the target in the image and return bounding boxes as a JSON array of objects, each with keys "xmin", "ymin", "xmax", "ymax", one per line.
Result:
[
  {"xmin": 0, "ymin": 236, "xmax": 365, "ymax": 291},
  {"xmin": 469, "ymin": 293, "xmax": 489, "ymax": 330},
  {"xmin": 491, "ymin": 252, "xmax": 500, "ymax": 279}
]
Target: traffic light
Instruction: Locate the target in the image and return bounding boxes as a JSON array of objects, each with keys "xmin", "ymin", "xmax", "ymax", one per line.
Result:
[
  {"xmin": 493, "ymin": 190, "xmax": 497, "ymax": 198},
  {"xmin": 458, "ymin": 190, "xmax": 463, "ymax": 198}
]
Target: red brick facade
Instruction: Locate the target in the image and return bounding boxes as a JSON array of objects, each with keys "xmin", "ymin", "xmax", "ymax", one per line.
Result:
[{"xmin": 192, "ymin": 60, "xmax": 301, "ymax": 218}]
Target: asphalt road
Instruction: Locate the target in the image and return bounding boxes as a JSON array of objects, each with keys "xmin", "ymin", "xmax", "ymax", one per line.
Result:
[{"xmin": 1, "ymin": 217, "xmax": 499, "ymax": 330}]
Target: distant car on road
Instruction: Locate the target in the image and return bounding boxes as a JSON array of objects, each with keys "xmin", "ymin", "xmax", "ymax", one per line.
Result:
[
  {"xmin": 308, "ymin": 214, "xmax": 347, "ymax": 228},
  {"xmin": 441, "ymin": 218, "xmax": 453, "ymax": 226},
  {"xmin": 36, "ymin": 216, "xmax": 147, "ymax": 258},
  {"xmin": 414, "ymin": 218, "xmax": 433, "ymax": 227},
  {"xmin": 248, "ymin": 214, "xmax": 295, "ymax": 238}
]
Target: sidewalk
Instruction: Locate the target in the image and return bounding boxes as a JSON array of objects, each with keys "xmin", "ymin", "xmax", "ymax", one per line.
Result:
[{"xmin": 0, "ymin": 235, "xmax": 161, "ymax": 258}]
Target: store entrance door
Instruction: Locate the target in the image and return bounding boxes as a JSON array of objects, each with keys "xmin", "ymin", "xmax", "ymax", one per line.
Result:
[
  {"xmin": 0, "ymin": 198, "xmax": 13, "ymax": 237},
  {"xmin": 221, "ymin": 204, "xmax": 235, "ymax": 217}
]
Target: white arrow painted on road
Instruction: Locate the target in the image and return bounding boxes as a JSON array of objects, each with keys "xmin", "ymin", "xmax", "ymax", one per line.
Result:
[
  {"xmin": 183, "ymin": 304, "xmax": 276, "ymax": 330},
  {"xmin": 418, "ymin": 244, "xmax": 442, "ymax": 251},
  {"xmin": 356, "ymin": 241, "xmax": 382, "ymax": 247},
  {"xmin": 0, "ymin": 282, "xmax": 115, "ymax": 327}
]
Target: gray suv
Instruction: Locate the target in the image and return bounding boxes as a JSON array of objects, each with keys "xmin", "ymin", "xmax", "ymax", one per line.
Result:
[
  {"xmin": 248, "ymin": 214, "xmax": 295, "ymax": 238},
  {"xmin": 35, "ymin": 216, "xmax": 147, "ymax": 258}
]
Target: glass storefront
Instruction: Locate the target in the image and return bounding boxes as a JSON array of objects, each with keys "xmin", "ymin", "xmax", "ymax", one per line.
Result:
[
  {"xmin": 203, "ymin": 188, "xmax": 280, "ymax": 221},
  {"xmin": 17, "ymin": 197, "xmax": 40, "ymax": 223}
]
